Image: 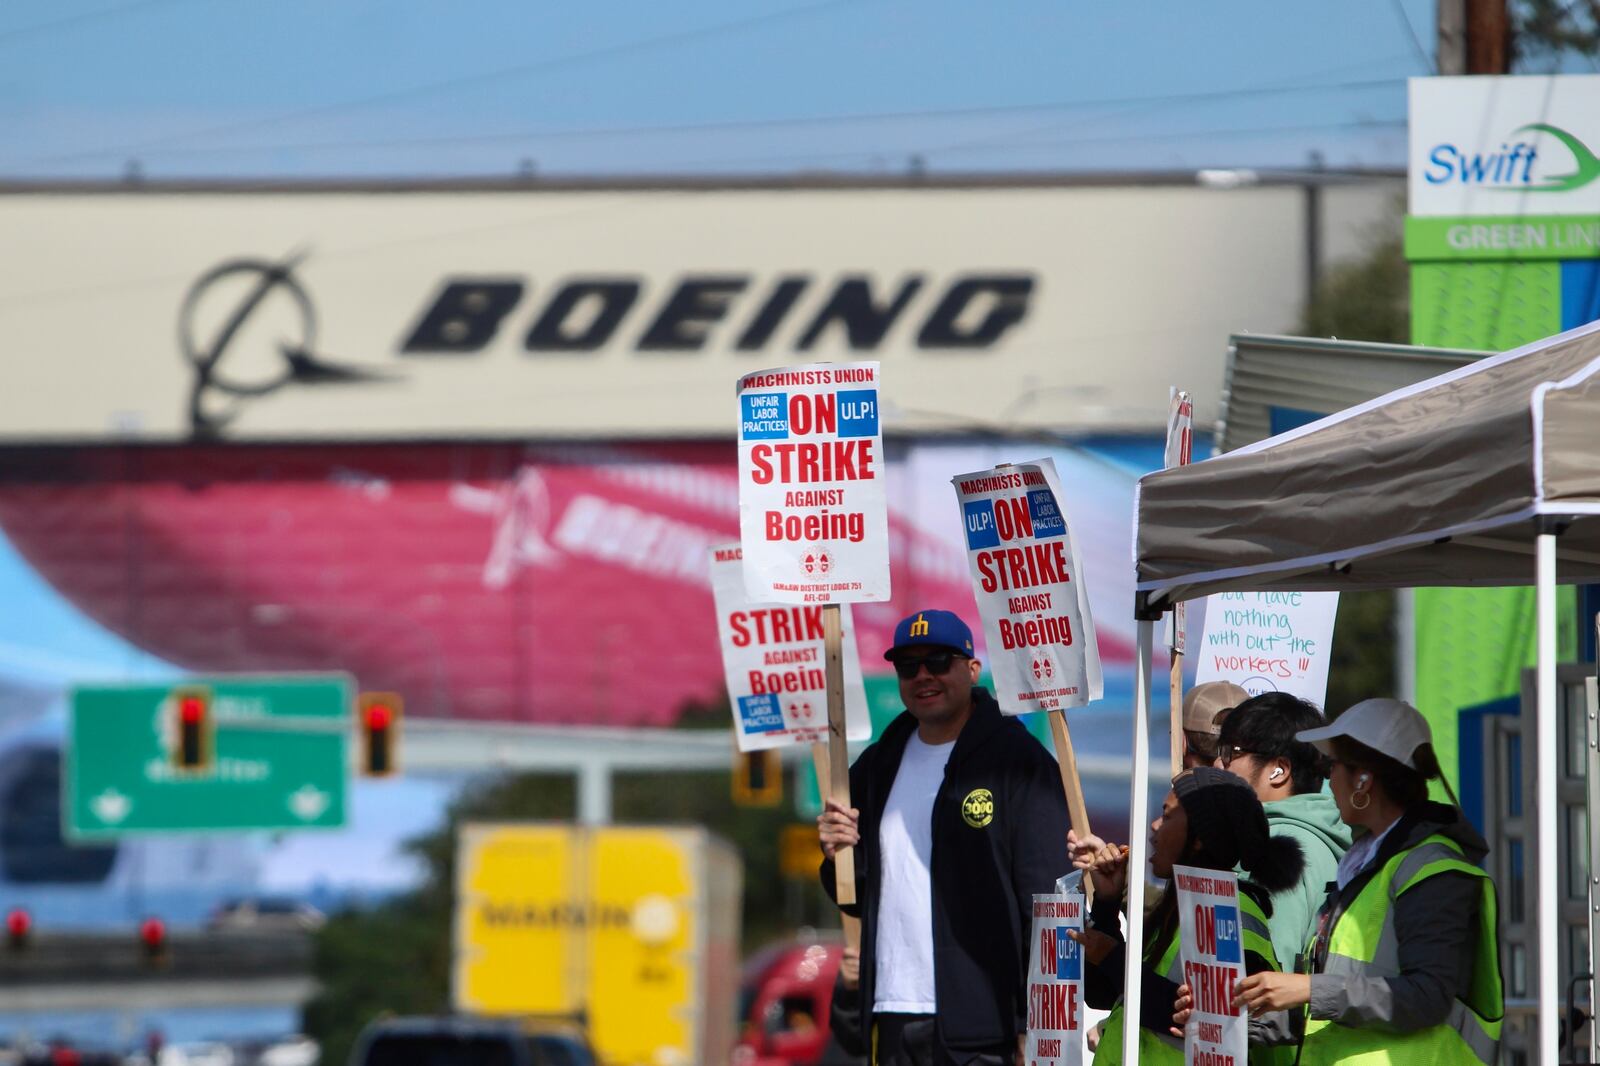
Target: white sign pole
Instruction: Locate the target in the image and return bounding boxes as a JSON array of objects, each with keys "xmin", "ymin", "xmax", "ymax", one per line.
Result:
[
  {"xmin": 1173, "ymin": 865, "xmax": 1250, "ymax": 1066},
  {"xmin": 1165, "ymin": 389, "xmax": 1193, "ymax": 779},
  {"xmin": 1025, "ymin": 891, "xmax": 1087, "ymax": 1066},
  {"xmin": 736, "ymin": 361, "xmax": 890, "ymax": 909}
]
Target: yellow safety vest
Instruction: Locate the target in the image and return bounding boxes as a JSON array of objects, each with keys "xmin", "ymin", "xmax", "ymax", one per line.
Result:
[
  {"xmin": 1300, "ymin": 833, "xmax": 1503, "ymax": 1066},
  {"xmin": 1094, "ymin": 890, "xmax": 1279, "ymax": 1066}
]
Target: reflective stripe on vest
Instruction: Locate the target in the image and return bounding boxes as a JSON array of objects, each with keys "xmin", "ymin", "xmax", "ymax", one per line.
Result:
[
  {"xmin": 1095, "ymin": 890, "xmax": 1279, "ymax": 1066},
  {"xmin": 1300, "ymin": 834, "xmax": 1504, "ymax": 1066}
]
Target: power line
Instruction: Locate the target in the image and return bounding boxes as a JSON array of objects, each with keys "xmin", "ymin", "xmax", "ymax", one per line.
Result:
[
  {"xmin": 22, "ymin": 0, "xmax": 872, "ymax": 166},
  {"xmin": 595, "ymin": 116, "xmax": 1410, "ymax": 173},
  {"xmin": 15, "ymin": 76, "xmax": 1408, "ymax": 165},
  {"xmin": 0, "ymin": 0, "xmax": 194, "ymax": 47},
  {"xmin": 1387, "ymin": 0, "xmax": 1438, "ymax": 74}
]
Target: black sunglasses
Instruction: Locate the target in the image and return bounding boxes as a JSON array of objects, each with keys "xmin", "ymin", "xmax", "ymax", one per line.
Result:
[
  {"xmin": 892, "ymin": 651, "xmax": 965, "ymax": 680},
  {"xmin": 1217, "ymin": 744, "xmax": 1263, "ymax": 768}
]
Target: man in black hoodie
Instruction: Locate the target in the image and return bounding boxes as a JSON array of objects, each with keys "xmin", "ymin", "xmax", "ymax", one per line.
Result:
[{"xmin": 818, "ymin": 609, "xmax": 1071, "ymax": 1066}]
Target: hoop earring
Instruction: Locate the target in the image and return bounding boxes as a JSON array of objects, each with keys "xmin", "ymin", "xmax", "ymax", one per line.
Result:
[{"xmin": 1351, "ymin": 790, "xmax": 1371, "ymax": 811}]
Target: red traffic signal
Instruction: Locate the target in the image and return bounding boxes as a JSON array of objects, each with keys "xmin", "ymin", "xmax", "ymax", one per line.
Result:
[
  {"xmin": 358, "ymin": 692, "xmax": 402, "ymax": 777},
  {"xmin": 139, "ymin": 916, "xmax": 167, "ymax": 962},
  {"xmin": 6, "ymin": 908, "xmax": 30, "ymax": 951},
  {"xmin": 171, "ymin": 687, "xmax": 212, "ymax": 770}
]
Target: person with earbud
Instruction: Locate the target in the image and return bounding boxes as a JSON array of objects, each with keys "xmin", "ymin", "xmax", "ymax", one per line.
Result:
[
  {"xmin": 1232, "ymin": 698, "xmax": 1504, "ymax": 1066},
  {"xmin": 1213, "ymin": 694, "xmax": 1351, "ymax": 978}
]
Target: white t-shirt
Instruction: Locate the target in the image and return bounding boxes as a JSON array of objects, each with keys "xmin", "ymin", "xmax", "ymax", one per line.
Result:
[{"xmin": 872, "ymin": 732, "xmax": 955, "ymax": 1014}]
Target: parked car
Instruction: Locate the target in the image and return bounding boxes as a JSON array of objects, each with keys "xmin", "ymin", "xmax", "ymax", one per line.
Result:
[
  {"xmin": 348, "ymin": 1017, "xmax": 595, "ymax": 1066},
  {"xmin": 205, "ymin": 897, "xmax": 325, "ymax": 933}
]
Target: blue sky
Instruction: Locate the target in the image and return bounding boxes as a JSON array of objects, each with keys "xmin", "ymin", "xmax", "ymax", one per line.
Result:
[{"xmin": 0, "ymin": 0, "xmax": 1445, "ymax": 179}]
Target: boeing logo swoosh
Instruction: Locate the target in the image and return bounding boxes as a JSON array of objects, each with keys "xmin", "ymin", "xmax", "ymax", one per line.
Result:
[{"xmin": 179, "ymin": 253, "xmax": 396, "ymax": 437}]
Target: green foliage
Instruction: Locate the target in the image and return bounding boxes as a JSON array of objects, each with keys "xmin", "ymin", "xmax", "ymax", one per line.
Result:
[
  {"xmin": 1298, "ymin": 229, "xmax": 1409, "ymax": 346},
  {"xmin": 1514, "ymin": 0, "xmax": 1600, "ymax": 65},
  {"xmin": 302, "ymin": 759, "xmax": 812, "ymax": 1066}
]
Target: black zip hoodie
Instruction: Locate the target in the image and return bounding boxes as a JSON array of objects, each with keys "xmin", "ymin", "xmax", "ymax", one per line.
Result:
[{"xmin": 819, "ymin": 687, "xmax": 1072, "ymax": 1053}]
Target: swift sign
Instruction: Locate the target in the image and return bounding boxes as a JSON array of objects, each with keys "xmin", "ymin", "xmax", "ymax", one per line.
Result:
[{"xmin": 1410, "ymin": 75, "xmax": 1600, "ymax": 218}]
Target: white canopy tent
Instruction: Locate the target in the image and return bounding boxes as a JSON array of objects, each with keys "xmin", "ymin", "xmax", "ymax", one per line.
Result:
[{"xmin": 1126, "ymin": 317, "xmax": 1600, "ymax": 1064}]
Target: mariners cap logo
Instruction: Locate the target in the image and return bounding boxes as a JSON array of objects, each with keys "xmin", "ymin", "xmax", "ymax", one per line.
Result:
[
  {"xmin": 909, "ymin": 614, "xmax": 930, "ymax": 637},
  {"xmin": 961, "ymin": 787, "xmax": 995, "ymax": 828}
]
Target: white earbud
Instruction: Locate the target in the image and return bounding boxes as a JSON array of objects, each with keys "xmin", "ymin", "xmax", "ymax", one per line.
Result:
[
  {"xmin": 1358, "ymin": 775, "xmax": 1369, "ymax": 788},
  {"xmin": 1269, "ymin": 768, "xmax": 1284, "ymax": 780}
]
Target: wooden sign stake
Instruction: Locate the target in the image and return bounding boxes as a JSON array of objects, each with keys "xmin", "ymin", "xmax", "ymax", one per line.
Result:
[
  {"xmin": 1170, "ymin": 650, "xmax": 1185, "ymax": 780},
  {"xmin": 813, "ymin": 739, "xmax": 864, "ymax": 953},
  {"xmin": 822, "ymin": 603, "xmax": 855, "ymax": 906}
]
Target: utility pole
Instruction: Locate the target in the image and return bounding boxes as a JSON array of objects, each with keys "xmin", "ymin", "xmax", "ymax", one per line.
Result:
[
  {"xmin": 1438, "ymin": 0, "xmax": 1467, "ymax": 73},
  {"xmin": 1439, "ymin": 0, "xmax": 1512, "ymax": 74},
  {"xmin": 1466, "ymin": 0, "xmax": 1512, "ymax": 72}
]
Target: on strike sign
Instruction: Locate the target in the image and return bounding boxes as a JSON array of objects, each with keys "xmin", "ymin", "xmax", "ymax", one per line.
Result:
[
  {"xmin": 1174, "ymin": 865, "xmax": 1249, "ymax": 1066},
  {"xmin": 951, "ymin": 459, "xmax": 1102, "ymax": 714},
  {"xmin": 1025, "ymin": 892, "xmax": 1085, "ymax": 1066},
  {"xmin": 736, "ymin": 362, "xmax": 889, "ymax": 604},
  {"xmin": 710, "ymin": 544, "xmax": 871, "ymax": 751}
]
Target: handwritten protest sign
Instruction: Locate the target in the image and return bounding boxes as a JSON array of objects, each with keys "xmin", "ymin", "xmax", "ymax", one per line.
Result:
[
  {"xmin": 736, "ymin": 361, "xmax": 889, "ymax": 605},
  {"xmin": 952, "ymin": 459, "xmax": 1102, "ymax": 714},
  {"xmin": 1025, "ymin": 891, "xmax": 1085, "ymax": 1066},
  {"xmin": 710, "ymin": 543, "xmax": 871, "ymax": 752},
  {"xmin": 1174, "ymin": 865, "xmax": 1248, "ymax": 1066},
  {"xmin": 1194, "ymin": 591, "xmax": 1339, "ymax": 707}
]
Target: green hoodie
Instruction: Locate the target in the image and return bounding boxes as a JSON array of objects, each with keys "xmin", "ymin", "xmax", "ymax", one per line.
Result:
[{"xmin": 1257, "ymin": 790, "xmax": 1351, "ymax": 972}]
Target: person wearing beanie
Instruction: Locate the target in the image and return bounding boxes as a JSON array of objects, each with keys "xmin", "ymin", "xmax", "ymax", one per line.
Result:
[
  {"xmin": 1214, "ymin": 693, "xmax": 1352, "ymax": 975},
  {"xmin": 1233, "ymin": 698, "xmax": 1504, "ymax": 1066},
  {"xmin": 1069, "ymin": 767, "xmax": 1304, "ymax": 1065}
]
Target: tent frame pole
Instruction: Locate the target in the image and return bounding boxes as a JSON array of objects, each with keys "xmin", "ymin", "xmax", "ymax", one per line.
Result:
[
  {"xmin": 1538, "ymin": 532, "xmax": 1559, "ymax": 1064},
  {"xmin": 1123, "ymin": 617, "xmax": 1155, "ymax": 1066}
]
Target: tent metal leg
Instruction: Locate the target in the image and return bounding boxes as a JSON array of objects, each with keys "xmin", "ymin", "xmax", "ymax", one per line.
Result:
[
  {"xmin": 1538, "ymin": 533, "xmax": 1558, "ymax": 1064},
  {"xmin": 1123, "ymin": 618, "xmax": 1155, "ymax": 1066}
]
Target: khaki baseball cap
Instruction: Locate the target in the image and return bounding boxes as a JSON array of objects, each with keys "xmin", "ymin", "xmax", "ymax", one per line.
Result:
[
  {"xmin": 1296, "ymin": 698, "xmax": 1432, "ymax": 770},
  {"xmin": 1182, "ymin": 681, "xmax": 1249, "ymax": 734}
]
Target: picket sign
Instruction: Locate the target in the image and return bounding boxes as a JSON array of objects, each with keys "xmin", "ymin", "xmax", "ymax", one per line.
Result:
[
  {"xmin": 1173, "ymin": 865, "xmax": 1249, "ymax": 1066},
  {"xmin": 1194, "ymin": 590, "xmax": 1340, "ymax": 708},
  {"xmin": 736, "ymin": 361, "xmax": 890, "ymax": 908},
  {"xmin": 950, "ymin": 459, "xmax": 1102, "ymax": 843},
  {"xmin": 1025, "ymin": 889, "xmax": 1086, "ymax": 1066},
  {"xmin": 709, "ymin": 543, "xmax": 870, "ymax": 752}
]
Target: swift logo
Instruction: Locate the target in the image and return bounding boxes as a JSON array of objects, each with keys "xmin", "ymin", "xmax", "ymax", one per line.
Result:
[{"xmin": 1424, "ymin": 123, "xmax": 1600, "ymax": 192}]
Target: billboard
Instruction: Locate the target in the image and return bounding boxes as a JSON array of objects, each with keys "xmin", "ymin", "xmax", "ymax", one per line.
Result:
[
  {"xmin": 0, "ymin": 438, "xmax": 1156, "ymax": 728},
  {"xmin": 0, "ymin": 180, "xmax": 1398, "ymax": 441}
]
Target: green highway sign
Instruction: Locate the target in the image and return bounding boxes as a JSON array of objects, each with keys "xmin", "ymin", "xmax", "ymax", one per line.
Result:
[{"xmin": 67, "ymin": 675, "xmax": 352, "ymax": 839}]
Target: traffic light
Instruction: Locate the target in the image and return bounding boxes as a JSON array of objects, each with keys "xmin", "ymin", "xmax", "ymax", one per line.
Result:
[
  {"xmin": 171, "ymin": 687, "xmax": 212, "ymax": 771},
  {"xmin": 6, "ymin": 908, "xmax": 30, "ymax": 952},
  {"xmin": 139, "ymin": 916, "xmax": 167, "ymax": 965},
  {"xmin": 731, "ymin": 749, "xmax": 782, "ymax": 807},
  {"xmin": 359, "ymin": 692, "xmax": 402, "ymax": 777}
]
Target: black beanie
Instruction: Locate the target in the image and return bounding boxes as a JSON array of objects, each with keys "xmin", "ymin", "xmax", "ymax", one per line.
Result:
[{"xmin": 1172, "ymin": 766, "xmax": 1304, "ymax": 893}]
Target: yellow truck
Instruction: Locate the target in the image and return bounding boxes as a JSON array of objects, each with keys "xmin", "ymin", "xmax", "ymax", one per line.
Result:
[{"xmin": 453, "ymin": 823, "xmax": 742, "ymax": 1066}]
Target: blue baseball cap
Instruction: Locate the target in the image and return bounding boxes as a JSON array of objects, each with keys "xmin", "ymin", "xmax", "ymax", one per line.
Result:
[{"xmin": 883, "ymin": 609, "xmax": 975, "ymax": 661}]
